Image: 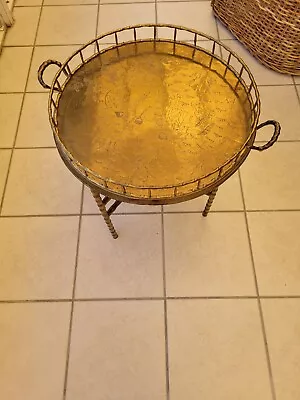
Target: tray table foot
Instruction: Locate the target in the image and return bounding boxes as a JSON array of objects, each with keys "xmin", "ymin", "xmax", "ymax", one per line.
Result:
[
  {"xmin": 90, "ymin": 188, "xmax": 119, "ymax": 239},
  {"xmin": 202, "ymin": 188, "xmax": 218, "ymax": 217}
]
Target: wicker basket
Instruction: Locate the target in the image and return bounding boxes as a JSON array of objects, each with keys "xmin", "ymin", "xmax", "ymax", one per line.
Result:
[{"xmin": 212, "ymin": 0, "xmax": 300, "ymax": 75}]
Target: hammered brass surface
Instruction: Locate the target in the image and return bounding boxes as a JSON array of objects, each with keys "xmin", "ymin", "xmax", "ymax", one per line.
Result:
[{"xmin": 57, "ymin": 41, "xmax": 251, "ymax": 196}]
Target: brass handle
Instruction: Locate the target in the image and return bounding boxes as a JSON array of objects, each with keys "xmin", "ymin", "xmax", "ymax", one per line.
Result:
[
  {"xmin": 251, "ymin": 120, "xmax": 281, "ymax": 151},
  {"xmin": 38, "ymin": 59, "xmax": 62, "ymax": 91}
]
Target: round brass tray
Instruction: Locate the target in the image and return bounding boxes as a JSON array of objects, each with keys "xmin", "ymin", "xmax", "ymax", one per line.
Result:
[{"xmin": 39, "ymin": 24, "xmax": 280, "ymax": 205}]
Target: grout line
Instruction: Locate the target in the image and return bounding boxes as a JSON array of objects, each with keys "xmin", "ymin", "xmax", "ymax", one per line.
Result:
[
  {"xmin": 95, "ymin": 0, "xmax": 101, "ymax": 38},
  {"xmin": 2, "ymin": 209, "xmax": 300, "ymax": 219},
  {"xmin": 62, "ymin": 183, "xmax": 84, "ymax": 400},
  {"xmin": 161, "ymin": 211, "xmax": 170, "ymax": 400},
  {"xmin": 13, "ymin": 0, "xmax": 210, "ymax": 5},
  {"xmin": 0, "ymin": 1, "xmax": 45, "ymax": 215},
  {"xmin": 254, "ymin": 140, "xmax": 300, "ymax": 143},
  {"xmin": 0, "ymin": 91, "xmax": 30, "ymax": 94},
  {"xmin": 238, "ymin": 170, "xmax": 277, "ymax": 400},
  {"xmin": 14, "ymin": 2, "xmax": 93, "ymax": 5},
  {"xmin": 110, "ymin": 0, "xmax": 207, "ymax": 3},
  {"xmin": 215, "ymin": 10, "xmax": 221, "ymax": 41},
  {"xmin": 91, "ymin": 210, "xmax": 162, "ymax": 215},
  {"xmin": 14, "ymin": 2, "xmax": 98, "ymax": 6},
  {"xmin": 14, "ymin": 0, "xmax": 158, "ymax": 5},
  {"xmin": 215, "ymin": 15, "xmax": 225, "ymax": 61},
  {"xmin": 161, "ymin": 209, "xmax": 242, "ymax": 214},
  {"xmin": 2, "ymin": 295, "xmax": 300, "ymax": 304},
  {"xmin": 257, "ymin": 83, "xmax": 299, "ymax": 87},
  {"xmin": 0, "ymin": 91, "xmax": 45, "ymax": 95},
  {"xmin": 154, "ymin": 0, "xmax": 158, "ymax": 24},
  {"xmin": 32, "ymin": 43, "xmax": 83, "ymax": 46},
  {"xmin": 293, "ymin": 78, "xmax": 300, "ymax": 106},
  {"xmin": 0, "ymin": 299, "xmax": 72, "ymax": 303},
  {"xmin": 3, "ymin": 44, "xmax": 84, "ymax": 48},
  {"xmin": 168, "ymin": 295, "xmax": 255, "ymax": 300},
  {"xmin": 3, "ymin": 43, "xmax": 83, "ymax": 48},
  {"xmin": 0, "ymin": 146, "xmax": 57, "ymax": 150},
  {"xmin": 98, "ymin": 0, "xmax": 156, "ymax": 4},
  {"xmin": 13, "ymin": 0, "xmax": 209, "ymax": 6},
  {"xmin": 75, "ymin": 296, "xmax": 164, "ymax": 301},
  {"xmin": 106, "ymin": 0, "xmax": 210, "ymax": 2},
  {"xmin": 2, "ymin": 41, "xmax": 129, "ymax": 49},
  {"xmin": 260, "ymin": 296, "xmax": 300, "ymax": 299},
  {"xmin": 131, "ymin": 209, "xmax": 300, "ymax": 214},
  {"xmin": 77, "ymin": 295, "xmax": 300, "ymax": 300},
  {"xmin": 0, "ymin": 212, "xmax": 160, "ymax": 218},
  {"xmin": 246, "ymin": 209, "xmax": 300, "ymax": 213},
  {"xmin": 0, "ymin": 214, "xmax": 82, "ymax": 218}
]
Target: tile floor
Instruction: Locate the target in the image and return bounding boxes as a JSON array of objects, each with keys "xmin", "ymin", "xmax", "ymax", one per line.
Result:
[{"xmin": 0, "ymin": 0, "xmax": 300, "ymax": 399}]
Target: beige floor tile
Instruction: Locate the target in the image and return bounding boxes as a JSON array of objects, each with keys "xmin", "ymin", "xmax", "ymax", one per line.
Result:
[
  {"xmin": 262, "ymin": 299, "xmax": 300, "ymax": 400},
  {"xmin": 97, "ymin": 4, "xmax": 156, "ymax": 39},
  {"xmin": 256, "ymin": 86, "xmax": 300, "ymax": 142},
  {"xmin": 0, "ymin": 47, "xmax": 33, "ymax": 92},
  {"xmin": 36, "ymin": 6, "xmax": 97, "ymax": 45},
  {"xmin": 294, "ymin": 76, "xmax": 300, "ymax": 84},
  {"xmin": 15, "ymin": 93, "xmax": 55, "ymax": 147},
  {"xmin": 45, "ymin": 0, "xmax": 97, "ymax": 4},
  {"xmin": 82, "ymin": 186, "xmax": 161, "ymax": 214},
  {"xmin": 0, "ymin": 216, "xmax": 78, "ymax": 300},
  {"xmin": 2, "ymin": 149, "xmax": 82, "ymax": 215},
  {"xmin": 164, "ymin": 172, "xmax": 243, "ymax": 212},
  {"xmin": 164, "ymin": 213, "xmax": 255, "ymax": 296},
  {"xmin": 222, "ymin": 40, "xmax": 293, "ymax": 85},
  {"xmin": 27, "ymin": 45, "xmax": 79, "ymax": 92},
  {"xmin": 168, "ymin": 299, "xmax": 272, "ymax": 400},
  {"xmin": 0, "ymin": 150, "xmax": 11, "ymax": 203},
  {"xmin": 296, "ymin": 84, "xmax": 300, "ymax": 96},
  {"xmin": 66, "ymin": 301, "xmax": 166, "ymax": 400},
  {"xmin": 240, "ymin": 142, "xmax": 300, "ymax": 210},
  {"xmin": 15, "ymin": 0, "xmax": 42, "ymax": 5},
  {"xmin": 0, "ymin": 94, "xmax": 23, "ymax": 147},
  {"xmin": 0, "ymin": 302, "xmax": 71, "ymax": 400},
  {"xmin": 157, "ymin": 2, "xmax": 218, "ymax": 39},
  {"xmin": 100, "ymin": 0, "xmax": 152, "ymax": 4},
  {"xmin": 4, "ymin": 7, "xmax": 40, "ymax": 46},
  {"xmin": 248, "ymin": 212, "xmax": 300, "ymax": 296},
  {"xmin": 76, "ymin": 215, "xmax": 163, "ymax": 298}
]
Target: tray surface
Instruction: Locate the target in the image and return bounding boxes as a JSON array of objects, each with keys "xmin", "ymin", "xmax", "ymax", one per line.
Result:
[{"xmin": 57, "ymin": 41, "xmax": 251, "ymax": 193}]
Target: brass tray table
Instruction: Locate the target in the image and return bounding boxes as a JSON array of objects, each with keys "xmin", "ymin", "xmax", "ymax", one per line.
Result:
[{"xmin": 38, "ymin": 24, "xmax": 280, "ymax": 239}]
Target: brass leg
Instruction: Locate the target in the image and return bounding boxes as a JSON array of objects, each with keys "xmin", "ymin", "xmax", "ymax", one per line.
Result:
[
  {"xmin": 90, "ymin": 188, "xmax": 118, "ymax": 239},
  {"xmin": 202, "ymin": 188, "xmax": 218, "ymax": 217}
]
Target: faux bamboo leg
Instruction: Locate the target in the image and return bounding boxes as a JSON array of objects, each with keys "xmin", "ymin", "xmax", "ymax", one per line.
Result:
[
  {"xmin": 202, "ymin": 188, "xmax": 218, "ymax": 217},
  {"xmin": 90, "ymin": 188, "xmax": 118, "ymax": 239}
]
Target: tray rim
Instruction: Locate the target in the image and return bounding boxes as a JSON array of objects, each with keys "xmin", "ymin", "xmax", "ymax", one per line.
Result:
[{"xmin": 46, "ymin": 24, "xmax": 261, "ymax": 202}]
